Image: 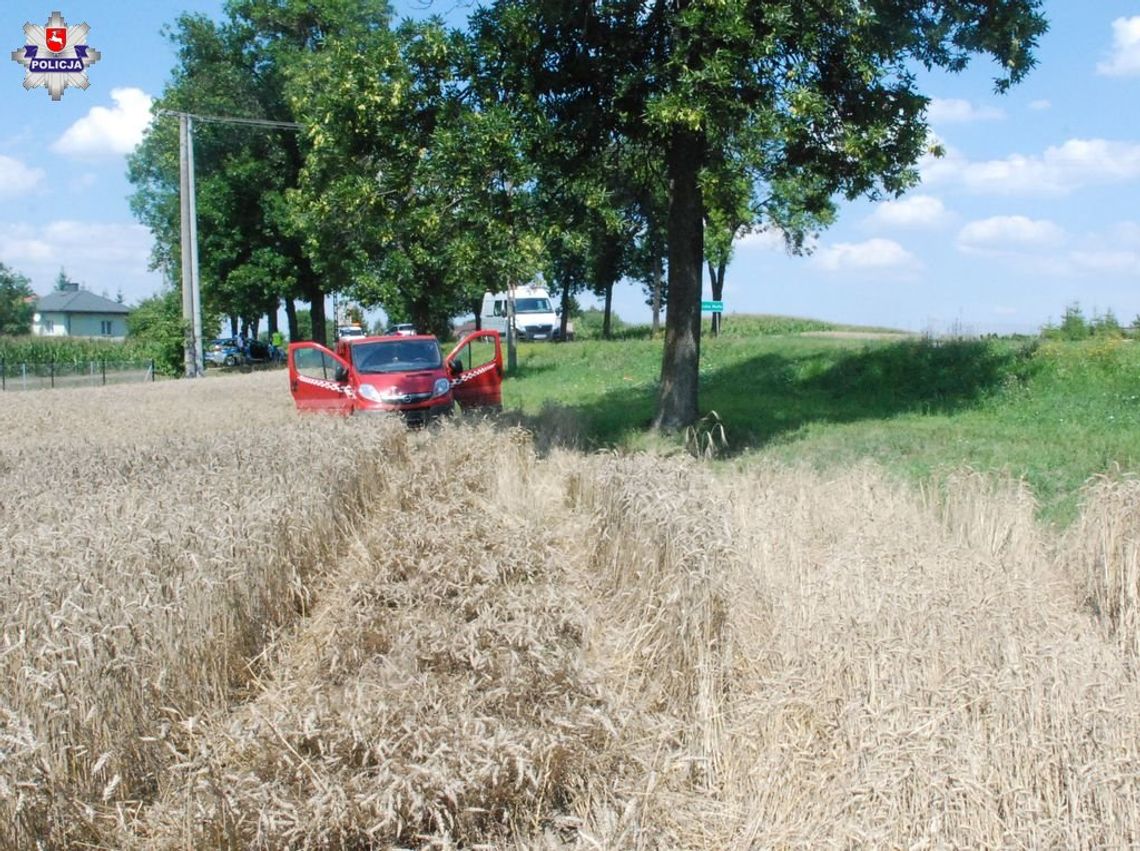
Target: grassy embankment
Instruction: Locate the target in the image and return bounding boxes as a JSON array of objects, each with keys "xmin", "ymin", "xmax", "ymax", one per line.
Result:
[{"xmin": 504, "ymin": 315, "xmax": 1140, "ymax": 525}]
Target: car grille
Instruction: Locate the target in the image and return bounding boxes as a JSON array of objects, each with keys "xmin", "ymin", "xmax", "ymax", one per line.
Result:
[
  {"xmin": 524, "ymin": 324, "xmax": 553, "ymax": 336},
  {"xmin": 394, "ymin": 391, "xmax": 432, "ymax": 404}
]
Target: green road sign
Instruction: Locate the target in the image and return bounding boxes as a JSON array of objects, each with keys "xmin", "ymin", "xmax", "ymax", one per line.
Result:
[{"xmin": 701, "ymin": 300, "xmax": 724, "ymax": 312}]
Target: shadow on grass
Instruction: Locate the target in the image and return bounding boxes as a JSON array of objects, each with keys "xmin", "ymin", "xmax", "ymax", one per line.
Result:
[
  {"xmin": 514, "ymin": 337, "xmax": 1037, "ymax": 455},
  {"xmin": 504, "ymin": 360, "xmax": 558, "ymax": 380}
]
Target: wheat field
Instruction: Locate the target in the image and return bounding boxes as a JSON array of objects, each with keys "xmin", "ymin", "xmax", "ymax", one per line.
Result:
[{"xmin": 1, "ymin": 372, "xmax": 1138, "ymax": 849}]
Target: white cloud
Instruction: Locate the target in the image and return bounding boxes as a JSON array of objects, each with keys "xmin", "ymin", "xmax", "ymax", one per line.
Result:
[
  {"xmin": 812, "ymin": 238, "xmax": 919, "ymax": 274},
  {"xmin": 736, "ymin": 228, "xmax": 791, "ymax": 252},
  {"xmin": 0, "ymin": 220, "xmax": 160, "ymax": 302},
  {"xmin": 926, "ymin": 97, "xmax": 1005, "ymax": 124},
  {"xmin": 1028, "ymin": 99, "xmax": 1051, "ymax": 111},
  {"xmin": 865, "ymin": 194, "xmax": 951, "ymax": 229},
  {"xmin": 922, "ymin": 138, "xmax": 1140, "ymax": 196},
  {"xmin": 52, "ymin": 88, "xmax": 154, "ymax": 157},
  {"xmin": 1069, "ymin": 250, "xmax": 1140, "ymax": 276},
  {"xmin": 1097, "ymin": 16, "xmax": 1140, "ymax": 76},
  {"xmin": 956, "ymin": 216, "xmax": 1065, "ymax": 253},
  {"xmin": 0, "ymin": 155, "xmax": 44, "ymax": 198},
  {"xmin": 1063, "ymin": 222, "xmax": 1140, "ymax": 277},
  {"xmin": 943, "ymin": 220, "xmax": 1140, "ymax": 281}
]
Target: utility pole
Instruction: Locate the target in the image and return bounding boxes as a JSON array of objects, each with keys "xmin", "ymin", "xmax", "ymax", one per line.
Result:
[
  {"xmin": 178, "ymin": 114, "xmax": 203, "ymax": 377},
  {"xmin": 162, "ymin": 110, "xmax": 301, "ymax": 378}
]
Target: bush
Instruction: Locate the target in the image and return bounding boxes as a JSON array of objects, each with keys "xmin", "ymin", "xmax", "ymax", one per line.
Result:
[
  {"xmin": 1091, "ymin": 309, "xmax": 1124, "ymax": 339},
  {"xmin": 1043, "ymin": 303, "xmax": 1090, "ymax": 342},
  {"xmin": 124, "ymin": 289, "xmax": 186, "ymax": 374},
  {"xmin": 575, "ymin": 307, "xmax": 627, "ymax": 339}
]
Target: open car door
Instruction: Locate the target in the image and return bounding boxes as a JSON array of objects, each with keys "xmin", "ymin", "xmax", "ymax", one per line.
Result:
[
  {"xmin": 287, "ymin": 342, "xmax": 355, "ymax": 414},
  {"xmin": 446, "ymin": 330, "xmax": 504, "ymax": 410}
]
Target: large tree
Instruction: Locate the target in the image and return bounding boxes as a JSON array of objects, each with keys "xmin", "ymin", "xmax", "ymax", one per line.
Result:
[
  {"xmin": 129, "ymin": 1, "xmax": 392, "ymax": 347},
  {"xmin": 0, "ymin": 263, "xmax": 35, "ymax": 336},
  {"xmin": 286, "ymin": 18, "xmax": 541, "ymax": 338},
  {"xmin": 476, "ymin": 0, "xmax": 1047, "ymax": 429},
  {"xmin": 538, "ymin": 146, "xmax": 642, "ymax": 341},
  {"xmin": 128, "ymin": 13, "xmax": 298, "ymax": 339}
]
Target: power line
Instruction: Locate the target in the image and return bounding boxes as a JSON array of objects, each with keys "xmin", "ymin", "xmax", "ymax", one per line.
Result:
[{"xmin": 157, "ymin": 109, "xmax": 302, "ymax": 130}]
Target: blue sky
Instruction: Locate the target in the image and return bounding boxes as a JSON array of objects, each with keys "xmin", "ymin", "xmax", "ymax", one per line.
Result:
[{"xmin": 2, "ymin": 1, "xmax": 1139, "ymax": 334}]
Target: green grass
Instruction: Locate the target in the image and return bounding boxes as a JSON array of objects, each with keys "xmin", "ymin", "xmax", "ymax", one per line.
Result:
[
  {"xmin": 503, "ymin": 323, "xmax": 1140, "ymax": 527},
  {"xmin": 572, "ymin": 311, "xmax": 905, "ymax": 340}
]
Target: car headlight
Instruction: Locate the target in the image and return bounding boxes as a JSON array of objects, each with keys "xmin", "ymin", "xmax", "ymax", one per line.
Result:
[
  {"xmin": 358, "ymin": 383, "xmax": 385, "ymax": 403},
  {"xmin": 431, "ymin": 378, "xmax": 451, "ymax": 398}
]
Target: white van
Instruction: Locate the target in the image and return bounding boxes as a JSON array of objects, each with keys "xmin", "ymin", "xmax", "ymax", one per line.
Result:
[{"xmin": 480, "ymin": 285, "xmax": 573, "ymax": 342}]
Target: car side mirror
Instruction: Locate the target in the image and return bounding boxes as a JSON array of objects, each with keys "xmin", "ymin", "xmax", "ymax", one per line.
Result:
[
  {"xmin": 334, "ymin": 365, "xmax": 349, "ymax": 383},
  {"xmin": 450, "ymin": 360, "xmax": 463, "ymax": 375}
]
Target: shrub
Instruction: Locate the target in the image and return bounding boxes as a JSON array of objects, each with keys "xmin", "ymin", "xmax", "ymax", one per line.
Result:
[
  {"xmin": 1043, "ymin": 302, "xmax": 1091, "ymax": 341},
  {"xmin": 1091, "ymin": 308, "xmax": 1124, "ymax": 338},
  {"xmin": 575, "ymin": 307, "xmax": 626, "ymax": 339}
]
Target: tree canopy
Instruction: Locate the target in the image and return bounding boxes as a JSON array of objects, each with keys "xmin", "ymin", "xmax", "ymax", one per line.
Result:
[
  {"xmin": 285, "ymin": 16, "xmax": 547, "ymax": 338},
  {"xmin": 0, "ymin": 263, "xmax": 36, "ymax": 336},
  {"xmin": 128, "ymin": 0, "xmax": 392, "ymax": 345},
  {"xmin": 474, "ymin": 0, "xmax": 1048, "ymax": 427}
]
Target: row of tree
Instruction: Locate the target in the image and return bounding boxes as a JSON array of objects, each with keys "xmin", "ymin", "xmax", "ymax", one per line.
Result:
[{"xmin": 128, "ymin": 0, "xmax": 1047, "ymax": 428}]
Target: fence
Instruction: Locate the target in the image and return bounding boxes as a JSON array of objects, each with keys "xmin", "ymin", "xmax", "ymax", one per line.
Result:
[{"xmin": 0, "ymin": 359, "xmax": 157, "ymax": 392}]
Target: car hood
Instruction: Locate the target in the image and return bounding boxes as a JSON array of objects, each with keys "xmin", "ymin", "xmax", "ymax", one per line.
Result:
[{"xmin": 358, "ymin": 370, "xmax": 443, "ymax": 393}]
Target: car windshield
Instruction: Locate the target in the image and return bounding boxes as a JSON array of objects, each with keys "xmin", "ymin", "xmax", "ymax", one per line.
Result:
[
  {"xmin": 351, "ymin": 339, "xmax": 442, "ymax": 373},
  {"xmin": 515, "ymin": 297, "xmax": 552, "ymax": 313}
]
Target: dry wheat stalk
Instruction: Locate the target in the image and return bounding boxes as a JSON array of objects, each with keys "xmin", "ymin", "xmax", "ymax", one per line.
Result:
[{"xmin": 1, "ymin": 373, "xmax": 1138, "ymax": 849}]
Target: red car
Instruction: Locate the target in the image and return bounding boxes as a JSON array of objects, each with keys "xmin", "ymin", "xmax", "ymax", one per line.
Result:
[{"xmin": 287, "ymin": 330, "xmax": 503, "ymax": 423}]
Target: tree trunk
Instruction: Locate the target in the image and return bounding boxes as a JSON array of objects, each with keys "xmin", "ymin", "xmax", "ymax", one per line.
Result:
[
  {"xmin": 708, "ymin": 258, "xmax": 726, "ymax": 337},
  {"xmin": 411, "ymin": 287, "xmax": 447, "ymax": 340},
  {"xmin": 559, "ymin": 282, "xmax": 571, "ymax": 341},
  {"xmin": 308, "ymin": 286, "xmax": 327, "ymax": 346},
  {"xmin": 471, "ymin": 296, "xmax": 483, "ymax": 331},
  {"xmin": 267, "ymin": 301, "xmax": 279, "ymax": 336},
  {"xmin": 654, "ymin": 127, "xmax": 704, "ymax": 431},
  {"xmin": 602, "ymin": 280, "xmax": 613, "ymax": 339},
  {"xmin": 285, "ymin": 298, "xmax": 298, "ymax": 341},
  {"xmin": 651, "ymin": 252, "xmax": 663, "ymax": 335}
]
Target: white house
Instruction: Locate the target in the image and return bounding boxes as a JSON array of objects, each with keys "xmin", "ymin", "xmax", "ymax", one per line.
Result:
[{"xmin": 33, "ymin": 284, "xmax": 130, "ymax": 340}]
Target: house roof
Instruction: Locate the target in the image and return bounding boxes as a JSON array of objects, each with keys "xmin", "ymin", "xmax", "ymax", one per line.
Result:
[{"xmin": 37, "ymin": 289, "xmax": 131, "ymax": 315}]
